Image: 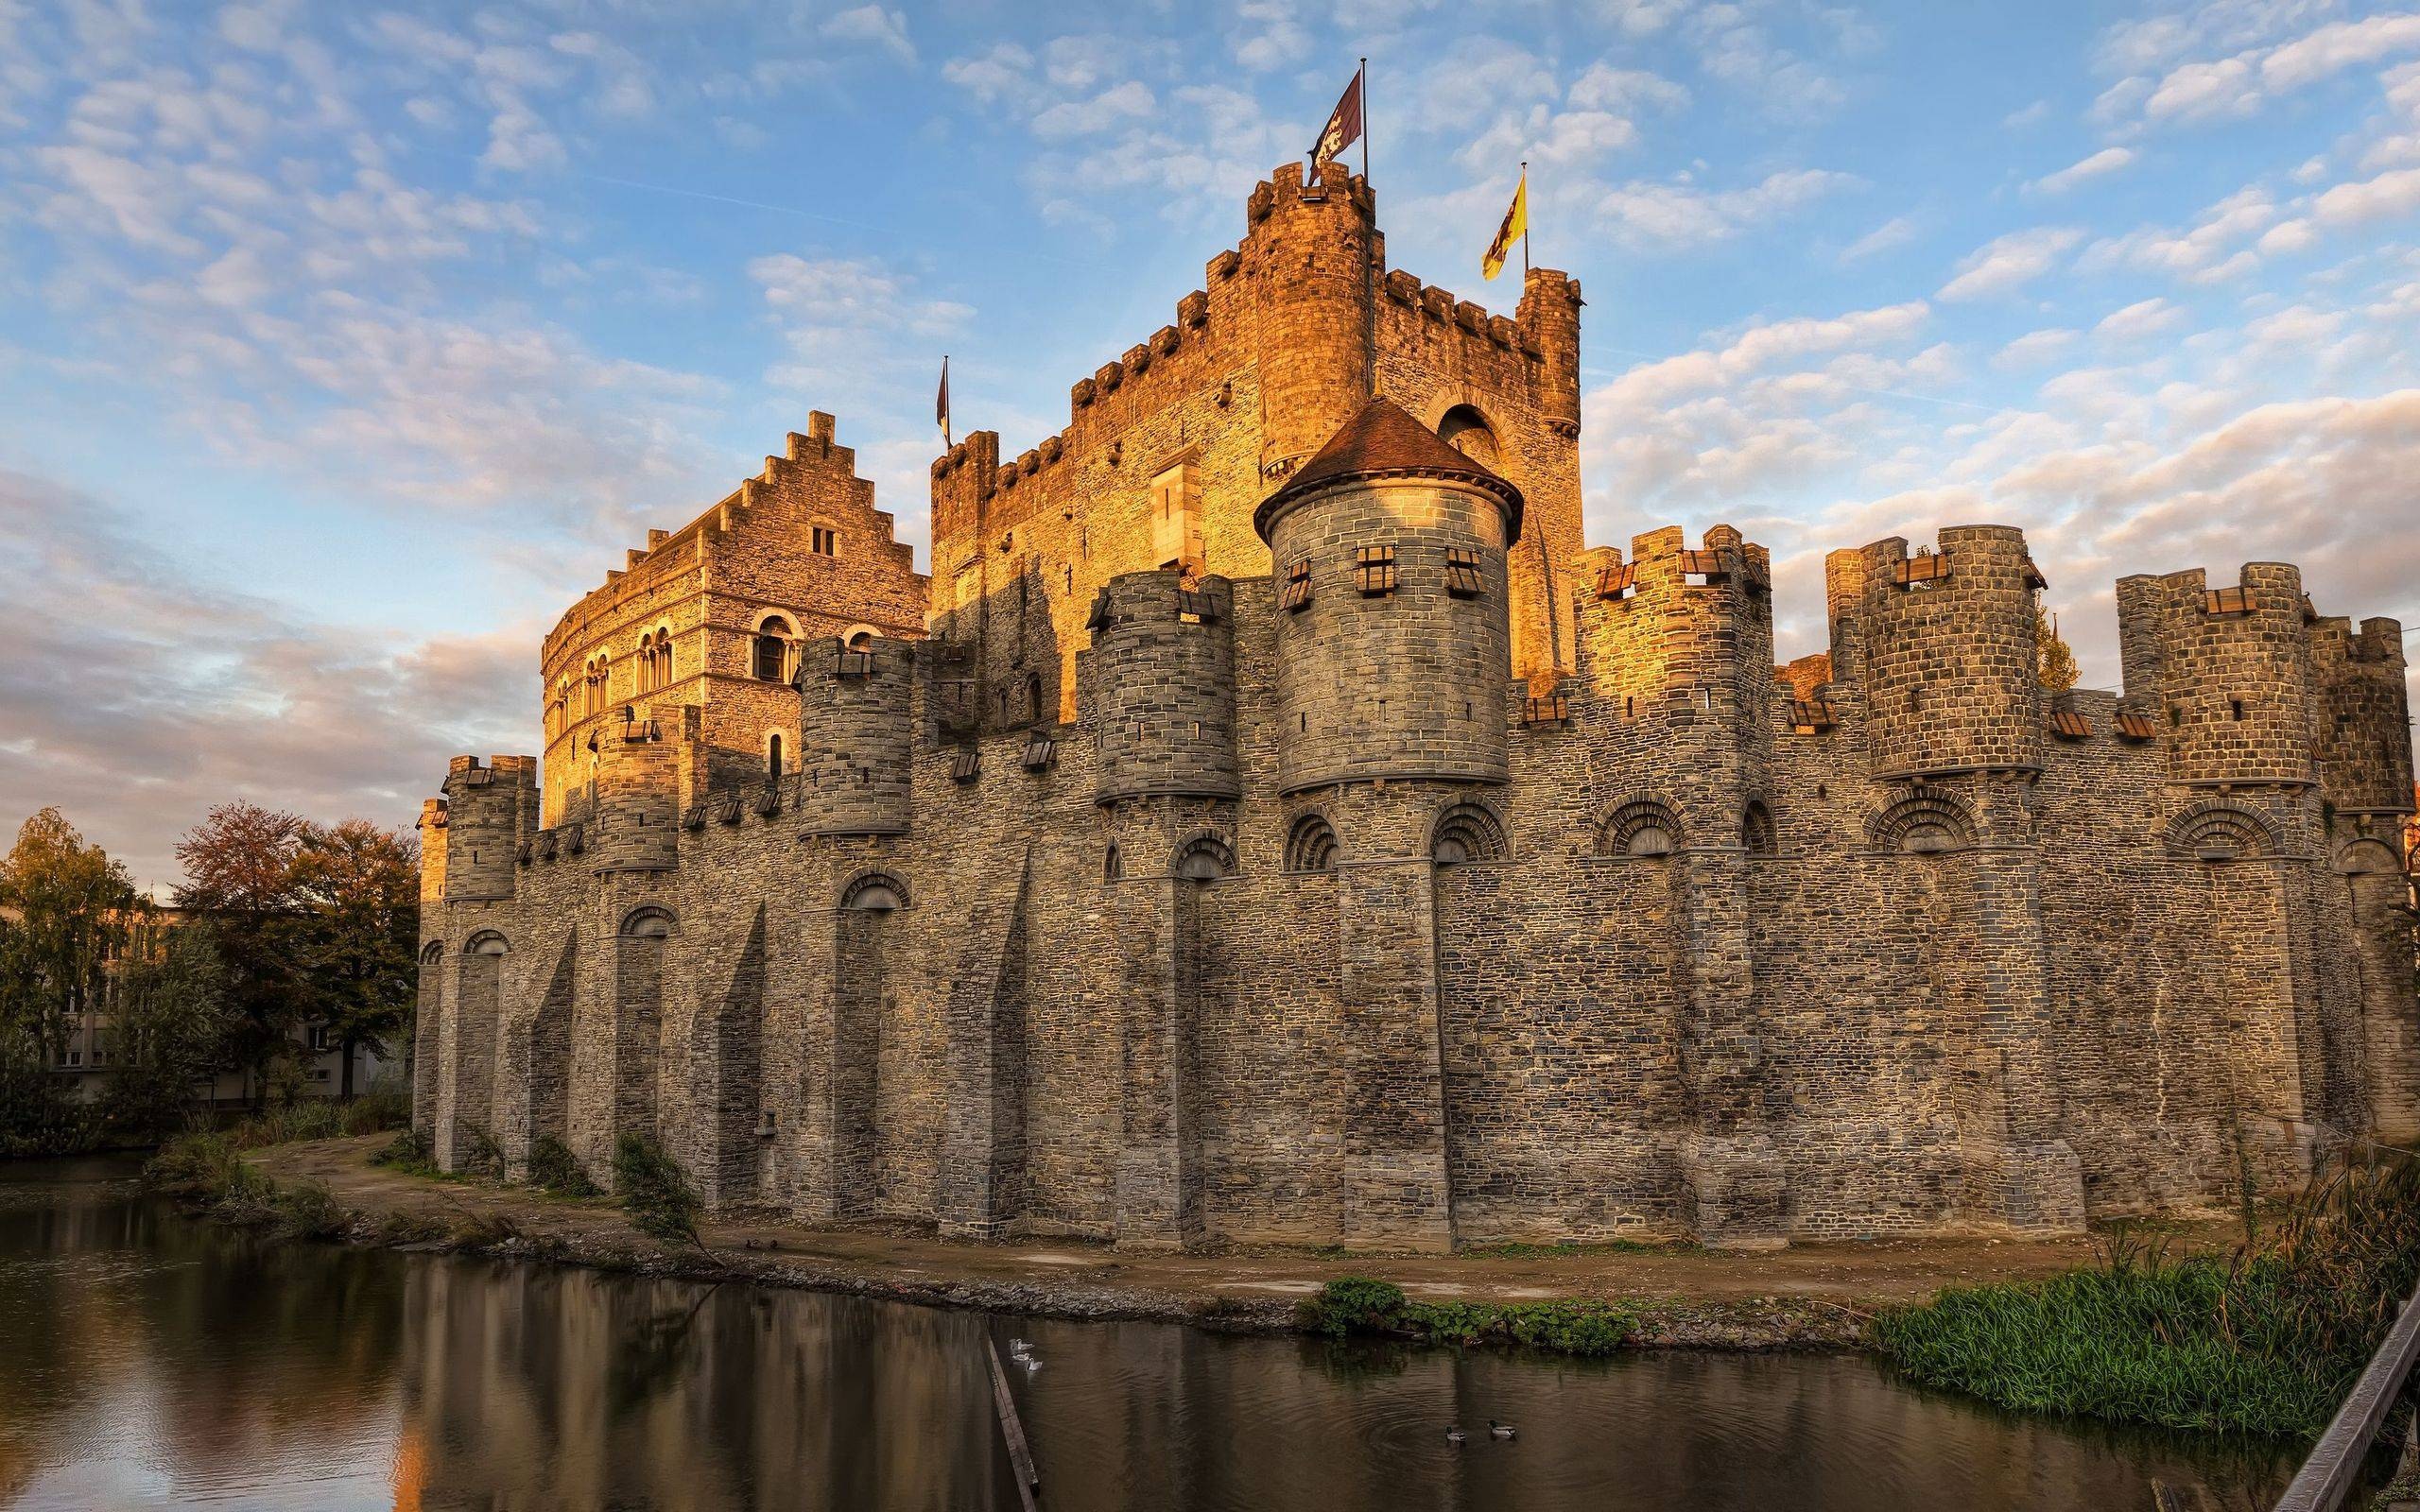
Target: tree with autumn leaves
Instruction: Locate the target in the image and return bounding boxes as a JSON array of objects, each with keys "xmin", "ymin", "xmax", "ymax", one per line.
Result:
[
  {"xmin": 173, "ymin": 802, "xmax": 419, "ymax": 1102},
  {"xmin": 0, "ymin": 800, "xmax": 416, "ymax": 1148}
]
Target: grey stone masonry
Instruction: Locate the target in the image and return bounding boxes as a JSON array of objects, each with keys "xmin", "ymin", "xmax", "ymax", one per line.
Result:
[{"xmin": 413, "ymin": 163, "xmax": 2420, "ymax": 1252}]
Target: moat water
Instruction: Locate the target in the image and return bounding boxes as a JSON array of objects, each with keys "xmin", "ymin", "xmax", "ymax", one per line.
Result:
[{"xmin": 0, "ymin": 1159, "xmax": 2300, "ymax": 1511}]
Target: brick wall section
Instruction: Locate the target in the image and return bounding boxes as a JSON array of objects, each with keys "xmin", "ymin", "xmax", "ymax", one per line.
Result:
[{"xmin": 411, "ymin": 156, "xmax": 2420, "ymax": 1253}]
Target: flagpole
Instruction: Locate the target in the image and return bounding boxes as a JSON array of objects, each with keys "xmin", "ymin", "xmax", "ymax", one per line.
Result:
[
  {"xmin": 1359, "ymin": 59, "xmax": 1369, "ymax": 182},
  {"xmin": 1521, "ymin": 161, "xmax": 1530, "ymax": 276}
]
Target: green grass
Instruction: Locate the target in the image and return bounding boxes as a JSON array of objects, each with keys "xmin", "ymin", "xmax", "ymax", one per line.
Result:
[
  {"xmin": 1874, "ymin": 1154, "xmax": 2420, "ymax": 1440},
  {"xmin": 1299, "ymin": 1277, "xmax": 1636, "ymax": 1355}
]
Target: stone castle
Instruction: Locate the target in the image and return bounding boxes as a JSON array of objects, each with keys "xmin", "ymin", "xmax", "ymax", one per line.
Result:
[{"xmin": 411, "ymin": 163, "xmax": 2418, "ymax": 1250}]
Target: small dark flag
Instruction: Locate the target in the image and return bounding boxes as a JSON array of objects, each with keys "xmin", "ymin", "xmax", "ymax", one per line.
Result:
[
  {"xmin": 937, "ymin": 355, "xmax": 951, "ymax": 447},
  {"xmin": 1309, "ymin": 63, "xmax": 1364, "ymax": 180}
]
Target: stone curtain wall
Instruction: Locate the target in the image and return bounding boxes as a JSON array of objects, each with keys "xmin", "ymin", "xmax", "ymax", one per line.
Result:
[
  {"xmin": 415, "ymin": 529, "xmax": 2419, "ymax": 1250},
  {"xmin": 410, "ymin": 159, "xmax": 2418, "ymax": 1252}
]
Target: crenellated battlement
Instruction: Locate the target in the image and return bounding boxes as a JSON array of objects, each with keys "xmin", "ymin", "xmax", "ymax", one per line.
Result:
[
  {"xmin": 2310, "ymin": 613, "xmax": 2415, "ymax": 813},
  {"xmin": 1578, "ymin": 525, "xmax": 1775, "ymax": 718},
  {"xmin": 2117, "ymin": 561, "xmax": 2317, "ymax": 789},
  {"xmin": 1087, "ymin": 571, "xmax": 1238, "ymax": 805},
  {"xmin": 1837, "ymin": 525, "xmax": 2046, "ymax": 779}
]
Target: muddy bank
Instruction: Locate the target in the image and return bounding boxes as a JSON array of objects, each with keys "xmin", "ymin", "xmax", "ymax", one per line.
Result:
[{"xmin": 232, "ymin": 1135, "xmax": 2241, "ymax": 1352}]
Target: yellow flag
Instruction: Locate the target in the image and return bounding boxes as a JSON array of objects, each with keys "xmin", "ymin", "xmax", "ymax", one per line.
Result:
[{"xmin": 1482, "ymin": 170, "xmax": 1528, "ymax": 281}]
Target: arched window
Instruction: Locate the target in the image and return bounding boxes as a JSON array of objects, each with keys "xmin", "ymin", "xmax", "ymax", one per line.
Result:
[
  {"xmin": 619, "ymin": 907, "xmax": 675, "ymax": 939},
  {"xmin": 1171, "ymin": 831, "xmax": 1234, "ymax": 883},
  {"xmin": 1431, "ymin": 802, "xmax": 1508, "ymax": 866},
  {"xmin": 1103, "ymin": 843, "xmax": 1122, "ymax": 883},
  {"xmin": 767, "ymin": 732, "xmax": 784, "ymax": 782},
  {"xmin": 1026, "ymin": 671, "xmax": 1046, "ymax": 725},
  {"xmin": 754, "ymin": 616, "xmax": 794, "ymax": 682},
  {"xmin": 2162, "ymin": 803, "xmax": 2273, "ymax": 863},
  {"xmin": 1436, "ymin": 404, "xmax": 1501, "ymax": 468},
  {"xmin": 1741, "ymin": 801, "xmax": 1777, "ymax": 855},
  {"xmin": 1286, "ymin": 813, "xmax": 1340, "ymax": 873},
  {"xmin": 1869, "ymin": 789, "xmax": 1977, "ymax": 855},
  {"xmin": 464, "ymin": 931, "xmax": 510, "ymax": 956},
  {"xmin": 840, "ymin": 871, "xmax": 908, "ymax": 911},
  {"xmin": 842, "ymin": 625, "xmax": 877, "ymax": 652},
  {"xmin": 419, "ymin": 940, "xmax": 444, "ymax": 965},
  {"xmin": 1597, "ymin": 799, "xmax": 1683, "ymax": 858}
]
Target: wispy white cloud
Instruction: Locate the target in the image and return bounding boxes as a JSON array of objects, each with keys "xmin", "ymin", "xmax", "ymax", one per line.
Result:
[
  {"xmin": 1937, "ymin": 225, "xmax": 2085, "ymax": 300},
  {"xmin": 2030, "ymin": 146, "xmax": 2137, "ymax": 194}
]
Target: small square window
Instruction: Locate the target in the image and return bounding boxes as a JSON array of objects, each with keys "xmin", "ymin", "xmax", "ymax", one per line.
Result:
[
  {"xmin": 1280, "ymin": 558, "xmax": 1313, "ymax": 611},
  {"xmin": 811, "ymin": 526, "xmax": 838, "ymax": 557},
  {"xmin": 1445, "ymin": 548, "xmax": 1483, "ymax": 597},
  {"xmin": 1355, "ymin": 544, "xmax": 1397, "ymax": 596}
]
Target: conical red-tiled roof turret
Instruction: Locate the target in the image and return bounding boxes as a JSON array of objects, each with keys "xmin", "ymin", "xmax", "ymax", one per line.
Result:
[{"xmin": 1253, "ymin": 396, "xmax": 1524, "ymax": 545}]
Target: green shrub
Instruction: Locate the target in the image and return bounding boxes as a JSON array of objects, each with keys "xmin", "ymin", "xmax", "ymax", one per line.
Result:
[
  {"xmin": 144, "ymin": 1130, "xmax": 248, "ymax": 1196},
  {"xmin": 1875, "ymin": 1155, "xmax": 2420, "ymax": 1440},
  {"xmin": 370, "ymin": 1126, "xmax": 439, "ymax": 1177},
  {"xmin": 613, "ymin": 1132, "xmax": 705, "ymax": 1250},
  {"xmin": 1300, "ymin": 1277, "xmax": 1634, "ymax": 1355},
  {"xmin": 1303, "ymin": 1276, "xmax": 1407, "ymax": 1336},
  {"xmin": 527, "ymin": 1135, "xmax": 599, "ymax": 1197},
  {"xmin": 341, "ymin": 1075, "xmax": 410, "ymax": 1137},
  {"xmin": 269, "ymin": 1179, "xmax": 350, "ymax": 1240}
]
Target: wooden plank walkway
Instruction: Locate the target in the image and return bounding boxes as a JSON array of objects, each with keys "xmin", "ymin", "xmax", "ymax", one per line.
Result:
[{"xmin": 986, "ymin": 1335, "xmax": 1042, "ymax": 1512}]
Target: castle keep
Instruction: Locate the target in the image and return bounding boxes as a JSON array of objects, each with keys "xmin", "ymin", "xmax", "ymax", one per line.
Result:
[{"xmin": 412, "ymin": 164, "xmax": 2418, "ymax": 1250}]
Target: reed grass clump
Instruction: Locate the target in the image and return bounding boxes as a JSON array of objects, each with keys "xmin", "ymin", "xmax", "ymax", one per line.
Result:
[
  {"xmin": 613, "ymin": 1132, "xmax": 705, "ymax": 1251},
  {"xmin": 1874, "ymin": 1152, "xmax": 2420, "ymax": 1439}
]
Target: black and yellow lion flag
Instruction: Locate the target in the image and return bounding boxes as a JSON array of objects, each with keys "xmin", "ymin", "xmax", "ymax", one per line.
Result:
[{"xmin": 1482, "ymin": 167, "xmax": 1528, "ymax": 281}]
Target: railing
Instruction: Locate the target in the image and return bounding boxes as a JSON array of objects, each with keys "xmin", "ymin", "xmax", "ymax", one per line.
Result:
[{"xmin": 2272, "ymin": 1278, "xmax": 2420, "ymax": 1512}]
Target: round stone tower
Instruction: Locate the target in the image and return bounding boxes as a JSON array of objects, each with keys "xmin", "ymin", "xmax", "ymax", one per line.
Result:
[
  {"xmin": 1247, "ymin": 163, "xmax": 1377, "ymax": 486},
  {"xmin": 2116, "ymin": 563, "xmax": 2317, "ymax": 789},
  {"xmin": 441, "ymin": 755, "xmax": 532, "ymax": 902},
  {"xmin": 1255, "ymin": 397, "xmax": 1522, "ymax": 795},
  {"xmin": 795, "ymin": 635, "xmax": 914, "ymax": 837},
  {"xmin": 1090, "ymin": 574, "xmax": 1239, "ymax": 805},
  {"xmin": 1855, "ymin": 525, "xmax": 2046, "ymax": 779}
]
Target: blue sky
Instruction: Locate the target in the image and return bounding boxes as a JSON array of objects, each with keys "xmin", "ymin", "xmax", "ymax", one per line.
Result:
[{"xmin": 3, "ymin": 0, "xmax": 2418, "ymax": 886}]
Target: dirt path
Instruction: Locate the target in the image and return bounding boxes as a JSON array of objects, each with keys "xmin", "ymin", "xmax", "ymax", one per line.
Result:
[{"xmin": 252, "ymin": 1135, "xmax": 2242, "ymax": 1349}]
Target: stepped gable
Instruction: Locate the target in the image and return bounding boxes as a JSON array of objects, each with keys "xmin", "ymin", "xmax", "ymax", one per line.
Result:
[{"xmin": 1253, "ymin": 395, "xmax": 1524, "ymax": 544}]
